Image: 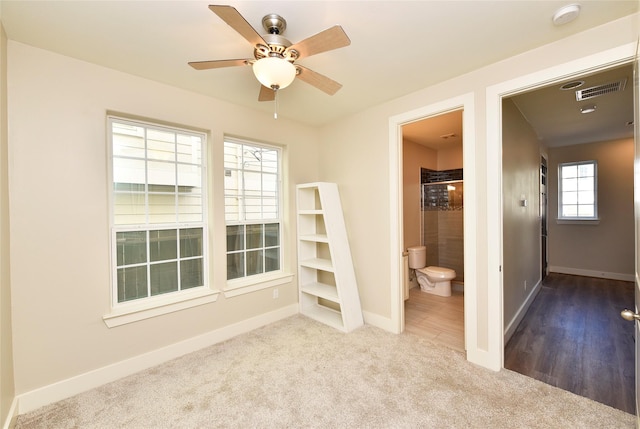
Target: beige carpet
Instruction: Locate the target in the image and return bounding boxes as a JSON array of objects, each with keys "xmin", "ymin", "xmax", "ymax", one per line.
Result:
[{"xmin": 16, "ymin": 315, "xmax": 634, "ymax": 428}]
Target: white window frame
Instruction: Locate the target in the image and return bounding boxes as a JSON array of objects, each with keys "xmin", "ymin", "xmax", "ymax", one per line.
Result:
[
  {"xmin": 223, "ymin": 137, "xmax": 292, "ymax": 296},
  {"xmin": 104, "ymin": 115, "xmax": 217, "ymax": 327},
  {"xmin": 557, "ymin": 160, "xmax": 599, "ymax": 222}
]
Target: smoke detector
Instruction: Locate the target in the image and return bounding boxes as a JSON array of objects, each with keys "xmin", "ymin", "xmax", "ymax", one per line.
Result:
[{"xmin": 552, "ymin": 4, "xmax": 581, "ymax": 25}]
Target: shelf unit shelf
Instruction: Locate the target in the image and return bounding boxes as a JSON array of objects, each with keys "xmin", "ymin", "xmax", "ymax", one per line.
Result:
[{"xmin": 296, "ymin": 182, "xmax": 364, "ymax": 333}]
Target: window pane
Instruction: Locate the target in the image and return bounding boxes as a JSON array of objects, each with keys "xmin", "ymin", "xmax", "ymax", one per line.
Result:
[
  {"xmin": 148, "ymin": 192, "xmax": 177, "ymax": 224},
  {"xmin": 178, "ymin": 164, "xmax": 201, "ymax": 189},
  {"xmin": 149, "ymin": 229, "xmax": 177, "ymax": 262},
  {"xmin": 181, "ymin": 258, "xmax": 203, "ymax": 289},
  {"xmin": 112, "ymin": 123, "xmax": 145, "ymax": 158},
  {"xmin": 246, "ymin": 224, "xmax": 263, "ymax": 249},
  {"xmin": 562, "ymin": 191, "xmax": 577, "ymax": 205},
  {"xmin": 578, "ymin": 163, "xmax": 594, "ymax": 177},
  {"xmin": 562, "ymin": 177, "xmax": 577, "ymax": 192},
  {"xmin": 226, "ymin": 225, "xmax": 244, "ymax": 251},
  {"xmin": 265, "ymin": 247, "xmax": 280, "ymax": 272},
  {"xmin": 246, "ymin": 250, "xmax": 263, "ymax": 276},
  {"xmin": 265, "ymin": 223, "xmax": 279, "ymax": 247},
  {"xmin": 562, "ymin": 205, "xmax": 578, "ymax": 217},
  {"xmin": 577, "ymin": 177, "xmax": 593, "ymax": 191},
  {"xmin": 148, "ymin": 161, "xmax": 176, "ymax": 187},
  {"xmin": 147, "ymin": 129, "xmax": 176, "ymax": 161},
  {"xmin": 227, "ymin": 253, "xmax": 244, "ymax": 280},
  {"xmin": 178, "ymin": 193, "xmax": 202, "ymax": 222},
  {"xmin": 114, "ymin": 192, "xmax": 146, "ymax": 225},
  {"xmin": 578, "ymin": 205, "xmax": 594, "ymax": 217},
  {"xmin": 262, "ymin": 149, "xmax": 278, "ymax": 173},
  {"xmin": 577, "ymin": 191, "xmax": 594, "ymax": 205},
  {"xmin": 113, "ymin": 157, "xmax": 145, "ymax": 185},
  {"xmin": 150, "ymin": 262, "xmax": 178, "ymax": 296},
  {"xmin": 177, "ymin": 134, "xmax": 202, "ymax": 164},
  {"xmin": 243, "ymin": 146, "xmax": 262, "ymax": 172},
  {"xmin": 180, "ymin": 228, "xmax": 203, "ymax": 258},
  {"xmin": 116, "ymin": 231, "xmax": 147, "ymax": 266},
  {"xmin": 562, "ymin": 165, "xmax": 577, "ymax": 178},
  {"xmin": 117, "ymin": 266, "xmax": 147, "ymax": 302},
  {"xmin": 244, "ymin": 171, "xmax": 261, "ymax": 193}
]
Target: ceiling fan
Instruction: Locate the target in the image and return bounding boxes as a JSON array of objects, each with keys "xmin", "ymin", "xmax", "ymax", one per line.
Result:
[{"xmin": 188, "ymin": 5, "xmax": 351, "ymax": 103}]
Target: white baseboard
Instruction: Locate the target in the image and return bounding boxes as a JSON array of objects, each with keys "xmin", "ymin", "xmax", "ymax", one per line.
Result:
[
  {"xmin": 504, "ymin": 279, "xmax": 542, "ymax": 345},
  {"xmin": 2, "ymin": 397, "xmax": 18, "ymax": 429},
  {"xmin": 17, "ymin": 304, "xmax": 299, "ymax": 415},
  {"xmin": 549, "ymin": 266, "xmax": 634, "ymax": 282},
  {"xmin": 362, "ymin": 310, "xmax": 394, "ymax": 332}
]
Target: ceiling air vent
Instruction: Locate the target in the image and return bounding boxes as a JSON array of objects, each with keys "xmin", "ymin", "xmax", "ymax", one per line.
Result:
[{"xmin": 575, "ymin": 78, "xmax": 626, "ymax": 101}]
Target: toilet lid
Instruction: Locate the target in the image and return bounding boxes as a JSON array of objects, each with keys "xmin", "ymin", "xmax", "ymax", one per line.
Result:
[{"xmin": 425, "ymin": 266, "xmax": 454, "ymax": 274}]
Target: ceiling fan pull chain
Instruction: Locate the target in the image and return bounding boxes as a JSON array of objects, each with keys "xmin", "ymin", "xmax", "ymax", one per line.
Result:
[{"xmin": 273, "ymin": 86, "xmax": 279, "ymax": 119}]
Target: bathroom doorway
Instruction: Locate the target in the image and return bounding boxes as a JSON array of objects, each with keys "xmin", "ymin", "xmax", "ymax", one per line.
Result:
[{"xmin": 401, "ymin": 110, "xmax": 465, "ymax": 352}]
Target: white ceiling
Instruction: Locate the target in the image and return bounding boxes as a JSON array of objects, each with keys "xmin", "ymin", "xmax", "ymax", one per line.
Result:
[{"xmin": 1, "ymin": 0, "xmax": 638, "ymax": 138}]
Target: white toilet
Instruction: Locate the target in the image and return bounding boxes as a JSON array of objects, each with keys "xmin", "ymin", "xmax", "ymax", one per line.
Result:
[{"xmin": 407, "ymin": 246, "xmax": 456, "ymax": 297}]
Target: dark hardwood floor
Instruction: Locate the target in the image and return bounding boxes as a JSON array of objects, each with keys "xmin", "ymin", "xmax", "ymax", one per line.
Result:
[{"xmin": 504, "ymin": 273, "xmax": 635, "ymax": 414}]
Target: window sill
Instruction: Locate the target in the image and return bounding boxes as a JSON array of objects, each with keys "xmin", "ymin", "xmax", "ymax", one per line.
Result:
[
  {"xmin": 224, "ymin": 272, "xmax": 295, "ymax": 298},
  {"xmin": 556, "ymin": 218, "xmax": 600, "ymax": 225},
  {"xmin": 103, "ymin": 287, "xmax": 220, "ymax": 328}
]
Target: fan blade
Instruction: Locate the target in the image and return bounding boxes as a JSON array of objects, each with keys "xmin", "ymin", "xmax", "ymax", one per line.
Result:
[
  {"xmin": 287, "ymin": 25, "xmax": 350, "ymax": 59},
  {"xmin": 258, "ymin": 85, "xmax": 275, "ymax": 102},
  {"xmin": 209, "ymin": 5, "xmax": 266, "ymax": 47},
  {"xmin": 295, "ymin": 65, "xmax": 342, "ymax": 95},
  {"xmin": 188, "ymin": 59, "xmax": 251, "ymax": 70}
]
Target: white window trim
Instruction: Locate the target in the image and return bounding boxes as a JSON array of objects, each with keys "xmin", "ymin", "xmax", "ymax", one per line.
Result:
[
  {"xmin": 105, "ymin": 115, "xmax": 213, "ymax": 325},
  {"xmin": 223, "ymin": 137, "xmax": 285, "ymax": 287},
  {"xmin": 557, "ymin": 160, "xmax": 598, "ymax": 221},
  {"xmin": 103, "ymin": 287, "xmax": 220, "ymax": 328},
  {"xmin": 224, "ymin": 272, "xmax": 294, "ymax": 298}
]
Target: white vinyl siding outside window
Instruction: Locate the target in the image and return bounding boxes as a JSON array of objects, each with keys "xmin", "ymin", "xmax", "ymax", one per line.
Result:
[
  {"xmin": 224, "ymin": 138, "xmax": 282, "ymax": 281},
  {"xmin": 558, "ymin": 160, "xmax": 597, "ymax": 220},
  {"xmin": 109, "ymin": 117, "xmax": 208, "ymax": 306}
]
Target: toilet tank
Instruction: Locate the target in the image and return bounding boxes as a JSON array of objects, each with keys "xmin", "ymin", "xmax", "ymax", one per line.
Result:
[{"xmin": 407, "ymin": 246, "xmax": 426, "ymax": 269}]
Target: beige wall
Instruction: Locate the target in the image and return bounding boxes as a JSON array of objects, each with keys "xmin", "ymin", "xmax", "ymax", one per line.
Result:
[
  {"xmin": 548, "ymin": 138, "xmax": 634, "ymax": 278},
  {"xmin": 501, "ymin": 99, "xmax": 543, "ymax": 331},
  {"xmin": 402, "ymin": 139, "xmax": 436, "ymax": 250},
  {"xmin": 0, "ymin": 17, "xmax": 16, "ymax": 427},
  {"xmin": 7, "ymin": 41, "xmax": 319, "ymax": 395},
  {"xmin": 319, "ymin": 14, "xmax": 638, "ymax": 355}
]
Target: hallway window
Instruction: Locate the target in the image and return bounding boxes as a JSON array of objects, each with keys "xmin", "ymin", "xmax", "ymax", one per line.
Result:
[
  {"xmin": 558, "ymin": 160, "xmax": 597, "ymax": 219},
  {"xmin": 224, "ymin": 138, "xmax": 282, "ymax": 281},
  {"xmin": 109, "ymin": 117, "xmax": 208, "ymax": 305}
]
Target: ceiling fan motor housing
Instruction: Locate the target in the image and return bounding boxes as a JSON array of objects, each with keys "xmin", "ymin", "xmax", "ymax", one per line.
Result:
[{"xmin": 255, "ymin": 33, "xmax": 297, "ymax": 62}]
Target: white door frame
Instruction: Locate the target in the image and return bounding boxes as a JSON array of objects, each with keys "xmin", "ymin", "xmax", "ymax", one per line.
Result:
[
  {"xmin": 486, "ymin": 42, "xmax": 637, "ymax": 370},
  {"xmin": 388, "ymin": 93, "xmax": 477, "ymax": 358}
]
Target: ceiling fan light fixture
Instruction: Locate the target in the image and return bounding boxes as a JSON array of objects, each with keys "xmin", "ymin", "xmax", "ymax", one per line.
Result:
[{"xmin": 253, "ymin": 57, "xmax": 296, "ymax": 90}]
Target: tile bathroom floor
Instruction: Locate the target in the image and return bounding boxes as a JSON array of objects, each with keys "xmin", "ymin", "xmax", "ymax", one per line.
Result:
[{"xmin": 404, "ymin": 286, "xmax": 465, "ymax": 352}]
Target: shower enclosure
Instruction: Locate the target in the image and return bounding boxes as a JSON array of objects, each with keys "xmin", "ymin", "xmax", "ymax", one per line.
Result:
[{"xmin": 421, "ymin": 180, "xmax": 464, "ymax": 282}]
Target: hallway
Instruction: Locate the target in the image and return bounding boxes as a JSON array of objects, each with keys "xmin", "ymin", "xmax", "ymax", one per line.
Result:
[{"xmin": 504, "ymin": 273, "xmax": 635, "ymax": 414}]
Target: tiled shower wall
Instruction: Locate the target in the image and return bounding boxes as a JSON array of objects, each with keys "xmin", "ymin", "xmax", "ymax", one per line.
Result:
[{"xmin": 422, "ymin": 168, "xmax": 464, "ymax": 282}]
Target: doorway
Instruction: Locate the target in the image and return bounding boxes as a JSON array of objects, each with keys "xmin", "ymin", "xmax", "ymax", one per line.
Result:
[
  {"xmin": 401, "ymin": 111, "xmax": 465, "ymax": 352},
  {"xmin": 388, "ymin": 93, "xmax": 477, "ymax": 360},
  {"xmin": 501, "ymin": 57, "xmax": 637, "ymax": 406}
]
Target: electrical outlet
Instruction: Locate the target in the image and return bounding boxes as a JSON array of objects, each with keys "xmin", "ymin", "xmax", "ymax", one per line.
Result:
[{"xmin": 273, "ymin": 288, "xmax": 279, "ymax": 299}]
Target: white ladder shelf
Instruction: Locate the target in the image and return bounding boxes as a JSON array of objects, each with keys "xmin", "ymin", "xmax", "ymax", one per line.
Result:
[{"xmin": 296, "ymin": 182, "xmax": 364, "ymax": 332}]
